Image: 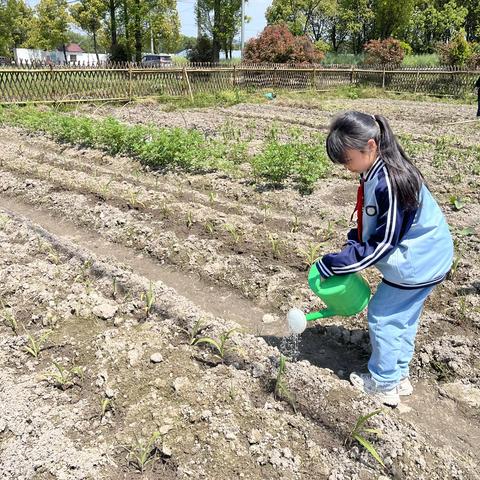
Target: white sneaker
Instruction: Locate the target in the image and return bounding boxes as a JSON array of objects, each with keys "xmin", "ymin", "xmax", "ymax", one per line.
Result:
[
  {"xmin": 350, "ymin": 372, "xmax": 400, "ymax": 407},
  {"xmin": 398, "ymin": 377, "xmax": 413, "ymax": 396}
]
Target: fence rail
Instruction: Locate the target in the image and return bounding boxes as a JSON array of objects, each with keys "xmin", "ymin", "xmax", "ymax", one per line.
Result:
[{"xmin": 0, "ymin": 64, "xmax": 478, "ymax": 104}]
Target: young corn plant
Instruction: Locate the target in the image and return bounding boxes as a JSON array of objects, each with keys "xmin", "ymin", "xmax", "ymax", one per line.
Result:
[
  {"xmin": 140, "ymin": 282, "xmax": 155, "ymax": 318},
  {"xmin": 46, "ymin": 362, "xmax": 84, "ymax": 390},
  {"xmin": 99, "ymin": 179, "xmax": 113, "ymax": 200},
  {"xmin": 297, "ymin": 242, "xmax": 323, "ymax": 267},
  {"xmin": 126, "ymin": 431, "xmax": 161, "ymax": 473},
  {"xmin": 262, "ymin": 203, "xmax": 271, "ymax": 223},
  {"xmin": 100, "ymin": 397, "xmax": 114, "ymax": 418},
  {"xmin": 274, "ymin": 355, "xmax": 297, "ymax": 413},
  {"xmin": 345, "ymin": 409, "xmax": 385, "ymax": 468},
  {"xmin": 193, "ymin": 328, "xmax": 238, "ymax": 362},
  {"xmin": 204, "ymin": 220, "xmax": 215, "ymax": 235},
  {"xmin": 290, "ymin": 215, "xmax": 300, "ymax": 233},
  {"xmin": 185, "ymin": 211, "xmax": 194, "ymax": 229},
  {"xmin": 208, "ymin": 190, "xmax": 217, "ymax": 204},
  {"xmin": 224, "ymin": 223, "xmax": 241, "ymax": 244},
  {"xmin": 1, "ymin": 307, "xmax": 19, "ymax": 334},
  {"xmin": 181, "ymin": 317, "xmax": 207, "ymax": 345},
  {"xmin": 24, "ymin": 330, "xmax": 51, "ymax": 358},
  {"xmin": 128, "ymin": 189, "xmax": 146, "ymax": 209},
  {"xmin": 268, "ymin": 233, "xmax": 281, "ymax": 259}
]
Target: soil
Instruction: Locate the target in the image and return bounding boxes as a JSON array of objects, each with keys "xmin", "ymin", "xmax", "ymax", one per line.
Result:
[{"xmin": 0, "ymin": 96, "xmax": 479, "ymax": 479}]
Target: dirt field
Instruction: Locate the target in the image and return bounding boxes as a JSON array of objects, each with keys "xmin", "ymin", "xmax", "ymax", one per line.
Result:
[{"xmin": 0, "ymin": 95, "xmax": 479, "ymax": 479}]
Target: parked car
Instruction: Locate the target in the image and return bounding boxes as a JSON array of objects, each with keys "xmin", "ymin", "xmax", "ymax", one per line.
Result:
[{"xmin": 141, "ymin": 54, "xmax": 172, "ymax": 67}]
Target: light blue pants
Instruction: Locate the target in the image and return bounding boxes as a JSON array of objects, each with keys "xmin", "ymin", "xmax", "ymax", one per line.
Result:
[{"xmin": 367, "ymin": 282, "xmax": 435, "ymax": 390}]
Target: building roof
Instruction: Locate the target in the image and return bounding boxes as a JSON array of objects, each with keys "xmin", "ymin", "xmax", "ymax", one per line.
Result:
[{"xmin": 57, "ymin": 43, "xmax": 84, "ymax": 53}]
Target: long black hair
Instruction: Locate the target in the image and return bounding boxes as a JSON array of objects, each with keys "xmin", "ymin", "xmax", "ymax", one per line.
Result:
[{"xmin": 325, "ymin": 111, "xmax": 424, "ymax": 210}]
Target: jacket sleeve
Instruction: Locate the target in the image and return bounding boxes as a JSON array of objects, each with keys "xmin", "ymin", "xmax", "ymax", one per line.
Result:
[{"xmin": 316, "ymin": 173, "xmax": 406, "ymax": 278}]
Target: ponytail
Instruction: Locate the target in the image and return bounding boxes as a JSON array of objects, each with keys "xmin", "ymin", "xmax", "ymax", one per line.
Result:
[{"xmin": 373, "ymin": 114, "xmax": 423, "ymax": 210}]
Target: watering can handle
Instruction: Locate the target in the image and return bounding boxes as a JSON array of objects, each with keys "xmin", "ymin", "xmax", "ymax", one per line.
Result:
[{"xmin": 314, "ymin": 275, "xmax": 347, "ymax": 296}]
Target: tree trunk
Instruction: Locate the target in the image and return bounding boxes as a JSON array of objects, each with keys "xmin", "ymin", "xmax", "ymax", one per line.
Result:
[
  {"xmin": 123, "ymin": 0, "xmax": 131, "ymax": 60},
  {"xmin": 109, "ymin": 0, "xmax": 117, "ymax": 47},
  {"xmin": 134, "ymin": 0, "xmax": 142, "ymax": 63},
  {"xmin": 212, "ymin": 0, "xmax": 221, "ymax": 62},
  {"xmin": 62, "ymin": 44, "xmax": 68, "ymax": 63},
  {"xmin": 93, "ymin": 31, "xmax": 100, "ymax": 63}
]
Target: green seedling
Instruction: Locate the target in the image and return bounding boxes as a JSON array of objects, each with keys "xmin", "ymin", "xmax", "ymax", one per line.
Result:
[
  {"xmin": 128, "ymin": 189, "xmax": 146, "ymax": 209},
  {"xmin": 268, "ymin": 233, "xmax": 281, "ymax": 259},
  {"xmin": 297, "ymin": 242, "xmax": 323, "ymax": 267},
  {"xmin": 112, "ymin": 277, "xmax": 118, "ymax": 298},
  {"xmin": 126, "ymin": 431, "xmax": 161, "ymax": 473},
  {"xmin": 193, "ymin": 328, "xmax": 238, "ymax": 361},
  {"xmin": 208, "ymin": 190, "xmax": 217, "ymax": 204},
  {"xmin": 101, "ymin": 397, "xmax": 114, "ymax": 418},
  {"xmin": 2, "ymin": 308, "xmax": 19, "ymax": 334},
  {"xmin": 24, "ymin": 330, "xmax": 51, "ymax": 358},
  {"xmin": 185, "ymin": 211, "xmax": 194, "ymax": 229},
  {"xmin": 224, "ymin": 223, "xmax": 241, "ymax": 244},
  {"xmin": 99, "ymin": 179, "xmax": 113, "ymax": 199},
  {"xmin": 262, "ymin": 203, "xmax": 271, "ymax": 223},
  {"xmin": 274, "ymin": 355, "xmax": 297, "ymax": 413},
  {"xmin": 204, "ymin": 220, "xmax": 215, "ymax": 235},
  {"xmin": 454, "ymin": 226, "xmax": 475, "ymax": 237},
  {"xmin": 181, "ymin": 317, "xmax": 207, "ymax": 345},
  {"xmin": 46, "ymin": 362, "xmax": 84, "ymax": 390},
  {"xmin": 290, "ymin": 215, "xmax": 300, "ymax": 233},
  {"xmin": 430, "ymin": 360, "xmax": 455, "ymax": 382},
  {"xmin": 346, "ymin": 409, "xmax": 385, "ymax": 468},
  {"xmin": 449, "ymin": 195, "xmax": 465, "ymax": 211},
  {"xmin": 159, "ymin": 201, "xmax": 171, "ymax": 218},
  {"xmin": 40, "ymin": 242, "xmax": 60, "ymax": 265},
  {"xmin": 0, "ymin": 214, "xmax": 10, "ymax": 230},
  {"xmin": 140, "ymin": 282, "xmax": 155, "ymax": 318}
]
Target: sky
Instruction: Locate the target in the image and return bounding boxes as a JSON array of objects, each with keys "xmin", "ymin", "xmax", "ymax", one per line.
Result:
[
  {"xmin": 177, "ymin": 0, "xmax": 272, "ymax": 40},
  {"xmin": 26, "ymin": 0, "xmax": 273, "ymax": 42}
]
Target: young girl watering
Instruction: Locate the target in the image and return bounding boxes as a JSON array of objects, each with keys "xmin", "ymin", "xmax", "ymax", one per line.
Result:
[{"xmin": 316, "ymin": 111, "xmax": 453, "ymax": 406}]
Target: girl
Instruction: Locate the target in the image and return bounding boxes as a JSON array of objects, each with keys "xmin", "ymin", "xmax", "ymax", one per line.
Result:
[{"xmin": 316, "ymin": 111, "xmax": 453, "ymax": 407}]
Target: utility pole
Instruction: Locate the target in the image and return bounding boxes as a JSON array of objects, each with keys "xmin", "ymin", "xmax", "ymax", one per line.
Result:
[{"xmin": 240, "ymin": 0, "xmax": 245, "ymax": 59}]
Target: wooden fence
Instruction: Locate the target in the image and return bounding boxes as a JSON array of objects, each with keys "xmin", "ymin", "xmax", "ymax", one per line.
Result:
[{"xmin": 0, "ymin": 64, "xmax": 479, "ymax": 104}]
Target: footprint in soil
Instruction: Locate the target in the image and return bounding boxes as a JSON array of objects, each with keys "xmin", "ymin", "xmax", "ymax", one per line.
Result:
[{"xmin": 262, "ymin": 324, "xmax": 370, "ymax": 381}]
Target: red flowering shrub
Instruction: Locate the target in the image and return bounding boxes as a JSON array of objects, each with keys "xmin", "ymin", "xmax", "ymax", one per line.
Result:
[
  {"xmin": 363, "ymin": 38, "xmax": 405, "ymax": 66},
  {"xmin": 244, "ymin": 24, "xmax": 324, "ymax": 64}
]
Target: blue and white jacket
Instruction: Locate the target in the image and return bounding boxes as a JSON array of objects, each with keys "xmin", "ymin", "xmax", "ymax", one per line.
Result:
[{"xmin": 316, "ymin": 158, "xmax": 454, "ymax": 289}]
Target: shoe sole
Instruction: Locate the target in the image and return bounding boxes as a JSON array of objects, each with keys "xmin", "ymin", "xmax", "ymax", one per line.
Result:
[{"xmin": 350, "ymin": 376, "xmax": 400, "ymax": 407}]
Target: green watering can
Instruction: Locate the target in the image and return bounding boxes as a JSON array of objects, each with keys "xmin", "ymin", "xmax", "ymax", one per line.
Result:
[{"xmin": 287, "ymin": 263, "xmax": 371, "ymax": 334}]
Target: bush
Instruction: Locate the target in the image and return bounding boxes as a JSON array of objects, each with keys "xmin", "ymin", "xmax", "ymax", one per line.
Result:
[
  {"xmin": 187, "ymin": 36, "xmax": 213, "ymax": 63},
  {"xmin": 437, "ymin": 30, "xmax": 472, "ymax": 66},
  {"xmin": 363, "ymin": 38, "xmax": 405, "ymax": 66},
  {"xmin": 251, "ymin": 137, "xmax": 329, "ymax": 193},
  {"xmin": 244, "ymin": 24, "xmax": 324, "ymax": 64}
]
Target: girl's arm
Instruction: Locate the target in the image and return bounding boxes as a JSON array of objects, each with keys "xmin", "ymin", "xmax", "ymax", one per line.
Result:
[{"xmin": 316, "ymin": 176, "xmax": 416, "ymax": 278}]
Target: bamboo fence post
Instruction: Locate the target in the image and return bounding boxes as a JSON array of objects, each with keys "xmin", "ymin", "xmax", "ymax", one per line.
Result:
[
  {"xmin": 183, "ymin": 66, "xmax": 194, "ymax": 101},
  {"xmin": 312, "ymin": 66, "xmax": 316, "ymax": 90},
  {"xmin": 273, "ymin": 66, "xmax": 277, "ymax": 89},
  {"xmin": 128, "ymin": 66, "xmax": 133, "ymax": 100},
  {"xmin": 233, "ymin": 64, "xmax": 237, "ymax": 88},
  {"xmin": 350, "ymin": 65, "xmax": 354, "ymax": 84},
  {"xmin": 414, "ymin": 69, "xmax": 420, "ymax": 93},
  {"xmin": 382, "ymin": 66, "xmax": 386, "ymax": 89}
]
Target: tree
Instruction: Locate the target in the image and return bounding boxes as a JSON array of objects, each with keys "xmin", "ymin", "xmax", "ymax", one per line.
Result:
[
  {"xmin": 70, "ymin": 0, "xmax": 107, "ymax": 61},
  {"xmin": 373, "ymin": 0, "xmax": 415, "ymax": 39},
  {"xmin": 196, "ymin": 0, "xmax": 244, "ymax": 60},
  {"xmin": 26, "ymin": 0, "xmax": 70, "ymax": 61},
  {"xmin": 266, "ymin": 0, "xmax": 337, "ymax": 42},
  {"xmin": 0, "ymin": 0, "xmax": 33, "ymax": 57},
  {"xmin": 437, "ymin": 29, "xmax": 472, "ymax": 65}
]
